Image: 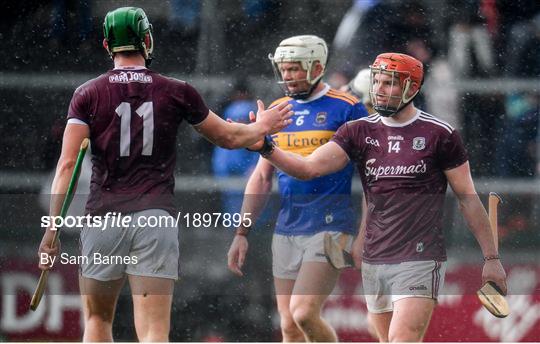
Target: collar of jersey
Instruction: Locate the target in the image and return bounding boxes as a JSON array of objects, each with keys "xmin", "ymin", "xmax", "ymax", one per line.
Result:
[
  {"xmin": 296, "ymin": 83, "xmax": 330, "ymax": 104},
  {"xmin": 380, "ymin": 109, "xmax": 421, "ymax": 127},
  {"xmin": 113, "ymin": 66, "xmax": 147, "ymax": 70}
]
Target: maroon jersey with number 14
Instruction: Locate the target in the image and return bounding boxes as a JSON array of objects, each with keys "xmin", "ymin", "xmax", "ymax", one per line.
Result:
[
  {"xmin": 331, "ymin": 110, "xmax": 468, "ymax": 264},
  {"xmin": 67, "ymin": 67, "xmax": 209, "ymax": 215}
]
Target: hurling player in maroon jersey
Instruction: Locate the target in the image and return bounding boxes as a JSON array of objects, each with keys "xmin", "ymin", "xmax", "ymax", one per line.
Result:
[
  {"xmin": 37, "ymin": 7, "xmax": 292, "ymax": 342},
  {"xmin": 249, "ymin": 52, "xmax": 507, "ymax": 342}
]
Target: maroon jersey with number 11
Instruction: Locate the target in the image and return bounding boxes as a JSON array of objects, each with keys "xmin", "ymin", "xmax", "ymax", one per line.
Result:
[
  {"xmin": 67, "ymin": 67, "xmax": 209, "ymax": 215},
  {"xmin": 331, "ymin": 110, "xmax": 468, "ymax": 264}
]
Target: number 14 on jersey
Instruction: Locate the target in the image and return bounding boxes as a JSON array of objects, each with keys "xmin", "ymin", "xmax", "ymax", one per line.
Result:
[{"xmin": 388, "ymin": 141, "xmax": 401, "ymax": 153}]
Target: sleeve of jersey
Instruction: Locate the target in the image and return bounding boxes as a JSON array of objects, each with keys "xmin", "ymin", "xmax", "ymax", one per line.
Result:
[
  {"xmin": 330, "ymin": 122, "xmax": 356, "ymax": 161},
  {"xmin": 438, "ymin": 130, "xmax": 469, "ymax": 170},
  {"xmin": 350, "ymin": 102, "xmax": 368, "ymax": 120},
  {"xmin": 181, "ymin": 83, "xmax": 210, "ymax": 125},
  {"xmin": 67, "ymin": 86, "xmax": 90, "ymax": 124}
]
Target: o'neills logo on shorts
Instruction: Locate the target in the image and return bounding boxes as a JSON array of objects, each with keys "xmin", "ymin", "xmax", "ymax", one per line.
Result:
[
  {"xmin": 365, "ymin": 159, "xmax": 427, "ymax": 180},
  {"xmin": 109, "ymin": 72, "xmax": 153, "ymax": 84}
]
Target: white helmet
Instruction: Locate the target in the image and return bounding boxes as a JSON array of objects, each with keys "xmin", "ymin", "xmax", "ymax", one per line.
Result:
[
  {"xmin": 349, "ymin": 68, "xmax": 371, "ymax": 104},
  {"xmin": 268, "ymin": 35, "xmax": 328, "ymax": 98}
]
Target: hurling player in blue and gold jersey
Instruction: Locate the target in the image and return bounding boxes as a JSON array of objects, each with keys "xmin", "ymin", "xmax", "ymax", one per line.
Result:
[{"xmin": 228, "ymin": 35, "xmax": 367, "ymax": 342}]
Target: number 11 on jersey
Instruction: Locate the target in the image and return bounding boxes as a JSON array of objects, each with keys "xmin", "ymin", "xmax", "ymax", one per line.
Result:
[{"xmin": 116, "ymin": 102, "xmax": 154, "ymax": 157}]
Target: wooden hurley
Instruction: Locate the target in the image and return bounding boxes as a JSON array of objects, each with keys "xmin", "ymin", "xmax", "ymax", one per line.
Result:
[{"xmin": 476, "ymin": 192, "xmax": 510, "ymax": 318}]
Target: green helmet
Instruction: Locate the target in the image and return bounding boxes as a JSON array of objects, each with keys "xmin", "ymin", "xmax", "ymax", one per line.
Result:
[{"xmin": 103, "ymin": 7, "xmax": 154, "ymax": 61}]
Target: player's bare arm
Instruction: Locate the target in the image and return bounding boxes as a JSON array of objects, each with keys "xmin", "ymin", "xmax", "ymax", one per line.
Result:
[
  {"xmin": 227, "ymin": 158, "xmax": 275, "ymax": 276},
  {"xmin": 445, "ymin": 161, "xmax": 507, "ymax": 294},
  {"xmin": 38, "ymin": 123, "xmax": 89, "ymax": 271},
  {"xmin": 263, "ymin": 141, "xmax": 349, "ymax": 181},
  {"xmin": 195, "ymin": 100, "xmax": 293, "ymax": 149}
]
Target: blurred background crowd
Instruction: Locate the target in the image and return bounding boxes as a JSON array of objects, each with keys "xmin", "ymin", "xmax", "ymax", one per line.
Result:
[{"xmin": 0, "ymin": 0, "xmax": 539, "ymax": 341}]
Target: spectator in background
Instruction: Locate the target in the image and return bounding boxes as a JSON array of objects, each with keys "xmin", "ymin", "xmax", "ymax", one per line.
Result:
[
  {"xmin": 497, "ymin": 0, "xmax": 540, "ymax": 75},
  {"xmin": 212, "ymin": 82, "xmax": 259, "ymax": 215},
  {"xmin": 447, "ymin": 0, "xmax": 495, "ymax": 77},
  {"xmin": 169, "ymin": 0, "xmax": 200, "ymax": 36},
  {"xmin": 50, "ymin": 0, "xmax": 92, "ymax": 49},
  {"xmin": 328, "ymin": 0, "xmax": 434, "ymax": 96},
  {"xmin": 446, "ymin": 1, "xmax": 500, "ymax": 176},
  {"xmin": 496, "ymin": 93, "xmax": 539, "ymax": 177},
  {"xmin": 496, "ymin": 13, "xmax": 540, "ymax": 177},
  {"xmin": 505, "ymin": 13, "xmax": 540, "ymax": 78}
]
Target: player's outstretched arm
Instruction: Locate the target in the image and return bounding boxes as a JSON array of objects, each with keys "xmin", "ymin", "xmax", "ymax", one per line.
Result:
[
  {"xmin": 38, "ymin": 123, "xmax": 90, "ymax": 271},
  {"xmin": 195, "ymin": 100, "xmax": 293, "ymax": 149},
  {"xmin": 264, "ymin": 141, "xmax": 349, "ymax": 181},
  {"xmin": 445, "ymin": 161, "xmax": 507, "ymax": 294},
  {"xmin": 227, "ymin": 158, "xmax": 275, "ymax": 276}
]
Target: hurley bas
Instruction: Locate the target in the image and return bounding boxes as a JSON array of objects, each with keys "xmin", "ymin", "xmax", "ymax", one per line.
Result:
[{"xmin": 40, "ymin": 253, "xmax": 138, "ymax": 268}]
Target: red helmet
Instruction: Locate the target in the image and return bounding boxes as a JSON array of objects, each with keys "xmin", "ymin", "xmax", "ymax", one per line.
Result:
[{"xmin": 369, "ymin": 53, "xmax": 424, "ymax": 116}]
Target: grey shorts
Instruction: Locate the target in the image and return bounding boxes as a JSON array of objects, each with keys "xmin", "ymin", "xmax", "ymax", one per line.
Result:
[
  {"xmin": 79, "ymin": 209, "xmax": 179, "ymax": 281},
  {"xmin": 362, "ymin": 260, "xmax": 446, "ymax": 313},
  {"xmin": 272, "ymin": 231, "xmax": 353, "ymax": 280}
]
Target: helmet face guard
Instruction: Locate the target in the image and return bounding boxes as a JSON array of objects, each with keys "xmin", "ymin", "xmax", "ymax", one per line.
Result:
[
  {"xmin": 269, "ymin": 35, "xmax": 328, "ymax": 99},
  {"xmin": 369, "ymin": 53, "xmax": 424, "ymax": 117},
  {"xmin": 103, "ymin": 7, "xmax": 154, "ymax": 64}
]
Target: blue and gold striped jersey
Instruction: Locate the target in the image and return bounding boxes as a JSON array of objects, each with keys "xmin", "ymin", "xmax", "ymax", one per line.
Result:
[{"xmin": 269, "ymin": 84, "xmax": 368, "ymax": 235}]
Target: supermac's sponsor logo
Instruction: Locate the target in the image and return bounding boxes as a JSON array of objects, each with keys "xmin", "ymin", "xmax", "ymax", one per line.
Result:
[
  {"xmin": 365, "ymin": 137, "xmax": 380, "ymax": 147},
  {"xmin": 109, "ymin": 71, "xmax": 153, "ymax": 84},
  {"xmin": 273, "ymin": 130, "xmax": 334, "ymax": 156},
  {"xmin": 365, "ymin": 158, "xmax": 427, "ymax": 180}
]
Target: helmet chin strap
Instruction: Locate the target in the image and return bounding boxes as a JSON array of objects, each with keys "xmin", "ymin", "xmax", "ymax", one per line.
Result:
[
  {"xmin": 284, "ymin": 79, "xmax": 322, "ymax": 100},
  {"xmin": 375, "ymin": 94, "xmax": 420, "ymax": 117},
  {"xmin": 375, "ymin": 101, "xmax": 408, "ymax": 117}
]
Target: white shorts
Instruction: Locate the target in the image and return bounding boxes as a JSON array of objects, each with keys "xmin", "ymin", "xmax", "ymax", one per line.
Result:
[
  {"xmin": 79, "ymin": 209, "xmax": 179, "ymax": 281},
  {"xmin": 272, "ymin": 231, "xmax": 353, "ymax": 280},
  {"xmin": 362, "ymin": 260, "xmax": 447, "ymax": 313}
]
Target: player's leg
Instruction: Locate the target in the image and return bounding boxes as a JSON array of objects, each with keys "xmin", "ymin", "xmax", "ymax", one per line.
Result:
[
  {"xmin": 272, "ymin": 234, "xmax": 305, "ymax": 342},
  {"xmin": 387, "ymin": 260, "xmax": 446, "ymax": 342},
  {"xmin": 362, "ymin": 262, "xmax": 394, "ymax": 342},
  {"xmin": 367, "ymin": 312, "xmax": 392, "ymax": 342},
  {"xmin": 129, "ymin": 275, "xmax": 174, "ymax": 342},
  {"xmin": 78, "ymin": 215, "xmax": 132, "ymax": 341},
  {"xmin": 275, "ymin": 278, "xmax": 306, "ymax": 342},
  {"xmin": 388, "ymin": 297, "xmax": 435, "ymax": 342},
  {"xmin": 289, "ymin": 261, "xmax": 340, "ymax": 342},
  {"xmin": 79, "ymin": 276, "xmax": 125, "ymax": 342},
  {"xmin": 126, "ymin": 209, "xmax": 180, "ymax": 342},
  {"xmin": 289, "ymin": 231, "xmax": 351, "ymax": 342}
]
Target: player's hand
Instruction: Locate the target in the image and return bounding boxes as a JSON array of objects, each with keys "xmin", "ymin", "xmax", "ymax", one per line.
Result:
[
  {"xmin": 245, "ymin": 111, "xmax": 264, "ymax": 151},
  {"xmin": 255, "ymin": 99, "xmax": 293, "ymax": 134},
  {"xmin": 482, "ymin": 259, "xmax": 507, "ymax": 295},
  {"xmin": 351, "ymin": 236, "xmax": 363, "ymax": 270},
  {"xmin": 227, "ymin": 234, "xmax": 249, "ymax": 276},
  {"xmin": 38, "ymin": 228, "xmax": 61, "ymax": 271}
]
